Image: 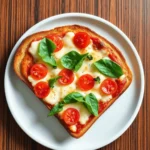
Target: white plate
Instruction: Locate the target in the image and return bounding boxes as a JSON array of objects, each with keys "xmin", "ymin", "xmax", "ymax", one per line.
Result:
[{"xmin": 4, "ymin": 13, "xmax": 144, "ymax": 150}]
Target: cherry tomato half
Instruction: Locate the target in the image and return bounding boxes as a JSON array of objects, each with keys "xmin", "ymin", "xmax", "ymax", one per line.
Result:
[
  {"xmin": 108, "ymin": 53, "xmax": 121, "ymax": 65},
  {"xmin": 73, "ymin": 32, "xmax": 90, "ymax": 49},
  {"xmin": 30, "ymin": 63, "xmax": 48, "ymax": 80},
  {"xmin": 63, "ymin": 108, "xmax": 80, "ymax": 125},
  {"xmin": 112, "ymin": 78, "xmax": 127, "ymax": 97},
  {"xmin": 34, "ymin": 81, "xmax": 50, "ymax": 98},
  {"xmin": 46, "ymin": 34, "xmax": 63, "ymax": 52},
  {"xmin": 91, "ymin": 37, "xmax": 105, "ymax": 50},
  {"xmin": 58, "ymin": 69, "xmax": 74, "ymax": 85},
  {"xmin": 100, "ymin": 78, "xmax": 118, "ymax": 95},
  {"xmin": 77, "ymin": 74, "xmax": 94, "ymax": 91}
]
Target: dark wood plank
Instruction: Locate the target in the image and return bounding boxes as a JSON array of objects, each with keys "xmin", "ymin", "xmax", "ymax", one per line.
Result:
[{"xmin": 0, "ymin": 0, "xmax": 149, "ymax": 149}]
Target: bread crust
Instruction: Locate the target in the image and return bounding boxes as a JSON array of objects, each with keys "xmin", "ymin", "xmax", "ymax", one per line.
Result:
[{"xmin": 13, "ymin": 25, "xmax": 132, "ymax": 138}]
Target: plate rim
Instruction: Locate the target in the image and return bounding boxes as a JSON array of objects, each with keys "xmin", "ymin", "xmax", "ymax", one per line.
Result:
[{"xmin": 4, "ymin": 13, "xmax": 145, "ymax": 149}]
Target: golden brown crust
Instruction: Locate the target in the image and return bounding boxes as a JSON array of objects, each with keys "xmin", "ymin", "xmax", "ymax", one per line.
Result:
[{"xmin": 13, "ymin": 25, "xmax": 132, "ymax": 138}]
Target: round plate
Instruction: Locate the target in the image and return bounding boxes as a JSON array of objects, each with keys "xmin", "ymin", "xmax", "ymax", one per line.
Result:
[{"xmin": 4, "ymin": 13, "xmax": 144, "ymax": 150}]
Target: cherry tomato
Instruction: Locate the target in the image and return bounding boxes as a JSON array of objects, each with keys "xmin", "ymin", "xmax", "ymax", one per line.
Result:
[
  {"xmin": 91, "ymin": 37, "xmax": 105, "ymax": 50},
  {"xmin": 112, "ymin": 78, "xmax": 127, "ymax": 97},
  {"xmin": 77, "ymin": 74, "xmax": 94, "ymax": 91},
  {"xmin": 34, "ymin": 81, "xmax": 50, "ymax": 98},
  {"xmin": 108, "ymin": 53, "xmax": 121, "ymax": 65},
  {"xmin": 73, "ymin": 32, "xmax": 90, "ymax": 49},
  {"xmin": 98, "ymin": 101, "xmax": 109, "ymax": 113},
  {"xmin": 100, "ymin": 78, "xmax": 118, "ymax": 95},
  {"xmin": 63, "ymin": 108, "xmax": 80, "ymax": 125},
  {"xmin": 58, "ymin": 69, "xmax": 74, "ymax": 85},
  {"xmin": 30, "ymin": 64, "xmax": 48, "ymax": 80},
  {"xmin": 46, "ymin": 34, "xmax": 63, "ymax": 52}
]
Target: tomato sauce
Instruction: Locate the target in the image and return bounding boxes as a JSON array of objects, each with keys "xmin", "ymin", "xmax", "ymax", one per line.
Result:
[
  {"xmin": 76, "ymin": 115, "xmax": 94, "ymax": 133},
  {"xmin": 113, "ymin": 78, "xmax": 127, "ymax": 97}
]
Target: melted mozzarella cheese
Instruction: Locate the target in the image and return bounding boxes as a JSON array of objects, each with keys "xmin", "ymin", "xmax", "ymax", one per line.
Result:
[
  {"xmin": 28, "ymin": 73, "xmax": 50, "ymax": 86},
  {"xmin": 28, "ymin": 40, "xmax": 41, "ymax": 60},
  {"xmin": 101, "ymin": 95, "xmax": 112, "ymax": 102},
  {"xmin": 43, "ymin": 87, "xmax": 61, "ymax": 105},
  {"xmin": 43, "ymin": 77, "xmax": 77, "ymax": 105},
  {"xmin": 119, "ymin": 74, "xmax": 126, "ymax": 81},
  {"xmin": 69, "ymin": 125, "xmax": 77, "ymax": 132},
  {"xmin": 59, "ymin": 103, "xmax": 91, "ymax": 125}
]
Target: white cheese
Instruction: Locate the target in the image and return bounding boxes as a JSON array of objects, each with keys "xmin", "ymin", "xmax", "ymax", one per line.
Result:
[
  {"xmin": 119, "ymin": 74, "xmax": 126, "ymax": 81},
  {"xmin": 63, "ymin": 32, "xmax": 76, "ymax": 48},
  {"xmin": 59, "ymin": 103, "xmax": 91, "ymax": 125},
  {"xmin": 43, "ymin": 76, "xmax": 77, "ymax": 105},
  {"xmin": 69, "ymin": 125, "xmax": 77, "ymax": 132},
  {"xmin": 101, "ymin": 95, "xmax": 112, "ymax": 102},
  {"xmin": 28, "ymin": 73, "xmax": 50, "ymax": 86},
  {"xmin": 84, "ymin": 40, "xmax": 93, "ymax": 53},
  {"xmin": 28, "ymin": 40, "xmax": 41, "ymax": 60},
  {"xmin": 43, "ymin": 87, "xmax": 61, "ymax": 105}
]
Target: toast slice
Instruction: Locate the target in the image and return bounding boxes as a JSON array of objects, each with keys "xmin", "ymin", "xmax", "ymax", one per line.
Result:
[{"xmin": 14, "ymin": 25, "xmax": 132, "ymax": 138}]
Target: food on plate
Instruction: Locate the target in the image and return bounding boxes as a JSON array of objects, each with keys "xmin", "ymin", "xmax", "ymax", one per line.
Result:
[{"xmin": 13, "ymin": 25, "xmax": 132, "ymax": 138}]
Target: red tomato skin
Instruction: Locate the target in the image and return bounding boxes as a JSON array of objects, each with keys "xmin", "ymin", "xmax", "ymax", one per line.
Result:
[
  {"xmin": 91, "ymin": 37, "xmax": 105, "ymax": 50},
  {"xmin": 34, "ymin": 81, "xmax": 50, "ymax": 98},
  {"xmin": 46, "ymin": 34, "xmax": 63, "ymax": 52},
  {"xmin": 30, "ymin": 64, "xmax": 48, "ymax": 80},
  {"xmin": 112, "ymin": 78, "xmax": 127, "ymax": 97},
  {"xmin": 108, "ymin": 53, "xmax": 122, "ymax": 66},
  {"xmin": 76, "ymin": 115, "xmax": 93, "ymax": 133},
  {"xmin": 73, "ymin": 32, "xmax": 90, "ymax": 49},
  {"xmin": 100, "ymin": 78, "xmax": 118, "ymax": 95},
  {"xmin": 98, "ymin": 101, "xmax": 109, "ymax": 113},
  {"xmin": 77, "ymin": 74, "xmax": 95, "ymax": 91},
  {"xmin": 58, "ymin": 69, "xmax": 74, "ymax": 85},
  {"xmin": 63, "ymin": 108, "xmax": 80, "ymax": 125}
]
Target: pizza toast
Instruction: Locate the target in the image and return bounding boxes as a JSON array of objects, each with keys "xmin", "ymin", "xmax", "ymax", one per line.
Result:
[{"xmin": 14, "ymin": 25, "xmax": 132, "ymax": 138}]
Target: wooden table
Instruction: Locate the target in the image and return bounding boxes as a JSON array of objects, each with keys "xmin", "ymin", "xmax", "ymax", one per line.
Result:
[{"xmin": 0, "ymin": 0, "xmax": 149, "ymax": 149}]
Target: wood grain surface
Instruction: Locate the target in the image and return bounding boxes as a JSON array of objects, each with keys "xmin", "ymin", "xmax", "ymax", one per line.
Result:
[{"xmin": 0, "ymin": 0, "xmax": 149, "ymax": 149}]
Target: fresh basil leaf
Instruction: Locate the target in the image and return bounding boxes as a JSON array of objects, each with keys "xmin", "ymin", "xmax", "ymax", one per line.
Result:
[
  {"xmin": 94, "ymin": 59, "xmax": 123, "ymax": 78},
  {"xmin": 38, "ymin": 38, "xmax": 56, "ymax": 56},
  {"xmin": 48, "ymin": 102, "xmax": 64, "ymax": 116},
  {"xmin": 63, "ymin": 92, "xmax": 84, "ymax": 104},
  {"xmin": 38, "ymin": 38, "xmax": 57, "ymax": 67},
  {"xmin": 61, "ymin": 51, "xmax": 88, "ymax": 71},
  {"xmin": 87, "ymin": 55, "xmax": 93, "ymax": 60},
  {"xmin": 94, "ymin": 76, "xmax": 100, "ymax": 83},
  {"xmin": 74, "ymin": 53, "xmax": 89, "ymax": 71},
  {"xmin": 49, "ymin": 76, "xmax": 61, "ymax": 88},
  {"xmin": 85, "ymin": 93, "xmax": 98, "ymax": 116},
  {"xmin": 42, "ymin": 55, "xmax": 57, "ymax": 67}
]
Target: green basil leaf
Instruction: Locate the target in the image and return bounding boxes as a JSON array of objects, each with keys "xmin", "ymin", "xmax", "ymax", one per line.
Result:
[
  {"xmin": 38, "ymin": 38, "xmax": 56, "ymax": 56},
  {"xmin": 85, "ymin": 93, "xmax": 98, "ymax": 116},
  {"xmin": 87, "ymin": 55, "xmax": 93, "ymax": 60},
  {"xmin": 49, "ymin": 76, "xmax": 61, "ymax": 88},
  {"xmin": 74, "ymin": 53, "xmax": 89, "ymax": 71},
  {"xmin": 42, "ymin": 55, "xmax": 57, "ymax": 67},
  {"xmin": 38, "ymin": 38, "xmax": 57, "ymax": 67},
  {"xmin": 94, "ymin": 59, "xmax": 123, "ymax": 78},
  {"xmin": 48, "ymin": 102, "xmax": 64, "ymax": 116},
  {"xmin": 63, "ymin": 92, "xmax": 84, "ymax": 104},
  {"xmin": 61, "ymin": 51, "xmax": 88, "ymax": 71},
  {"xmin": 94, "ymin": 76, "xmax": 100, "ymax": 83}
]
